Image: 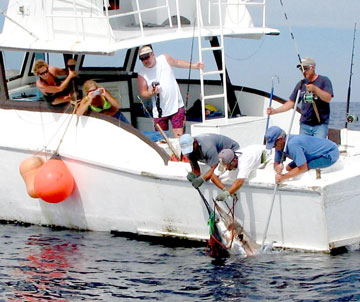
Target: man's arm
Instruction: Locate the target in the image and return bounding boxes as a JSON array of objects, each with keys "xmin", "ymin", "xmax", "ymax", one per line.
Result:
[
  {"xmin": 164, "ymin": 54, "xmax": 204, "ymax": 70},
  {"xmin": 202, "ymin": 165, "xmax": 217, "ymax": 181},
  {"xmin": 137, "ymin": 75, "xmax": 159, "ymax": 99},
  {"xmin": 36, "ymin": 70, "xmax": 76, "ymax": 94},
  {"xmin": 275, "ymin": 162, "xmax": 308, "ymax": 184},
  {"xmin": 267, "ymin": 100, "xmax": 295, "ymax": 115},
  {"xmin": 189, "ymin": 158, "xmax": 201, "ymax": 177},
  {"xmin": 211, "ymin": 173, "xmax": 226, "ymax": 190},
  {"xmin": 306, "ymin": 84, "xmax": 332, "ymax": 103},
  {"xmin": 227, "ymin": 178, "xmax": 245, "ymax": 195}
]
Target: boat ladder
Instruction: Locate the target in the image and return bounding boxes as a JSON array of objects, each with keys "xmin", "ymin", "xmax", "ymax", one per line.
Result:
[{"xmin": 196, "ymin": 0, "xmax": 228, "ymax": 122}]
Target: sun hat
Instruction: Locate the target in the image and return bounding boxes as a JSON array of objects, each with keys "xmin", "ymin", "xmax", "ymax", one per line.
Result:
[
  {"xmin": 218, "ymin": 149, "xmax": 236, "ymax": 165},
  {"xmin": 179, "ymin": 134, "xmax": 194, "ymax": 154},
  {"xmin": 265, "ymin": 126, "xmax": 283, "ymax": 150},
  {"xmin": 297, "ymin": 57, "xmax": 316, "ymax": 69},
  {"xmin": 139, "ymin": 46, "xmax": 153, "ymax": 57}
]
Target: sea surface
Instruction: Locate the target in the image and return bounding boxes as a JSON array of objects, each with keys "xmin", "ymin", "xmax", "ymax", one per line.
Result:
[{"xmin": 1, "ymin": 102, "xmax": 360, "ymax": 302}]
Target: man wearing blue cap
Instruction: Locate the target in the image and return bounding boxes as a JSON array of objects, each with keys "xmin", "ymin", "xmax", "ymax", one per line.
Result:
[
  {"xmin": 179, "ymin": 133, "xmax": 239, "ymax": 189},
  {"xmin": 265, "ymin": 126, "xmax": 339, "ymax": 183}
]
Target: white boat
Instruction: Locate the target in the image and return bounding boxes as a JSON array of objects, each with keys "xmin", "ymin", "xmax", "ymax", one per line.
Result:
[{"xmin": 1, "ymin": 0, "xmax": 360, "ymax": 253}]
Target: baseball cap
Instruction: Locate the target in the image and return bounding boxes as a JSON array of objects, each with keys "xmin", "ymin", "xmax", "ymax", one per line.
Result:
[
  {"xmin": 265, "ymin": 126, "xmax": 283, "ymax": 150},
  {"xmin": 297, "ymin": 57, "xmax": 316, "ymax": 69},
  {"xmin": 139, "ymin": 46, "xmax": 153, "ymax": 57},
  {"xmin": 218, "ymin": 149, "xmax": 236, "ymax": 164},
  {"xmin": 179, "ymin": 134, "xmax": 194, "ymax": 154}
]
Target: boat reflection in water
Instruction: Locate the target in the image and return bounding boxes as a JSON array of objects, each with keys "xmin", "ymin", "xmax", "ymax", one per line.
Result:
[{"xmin": 9, "ymin": 234, "xmax": 79, "ymax": 301}]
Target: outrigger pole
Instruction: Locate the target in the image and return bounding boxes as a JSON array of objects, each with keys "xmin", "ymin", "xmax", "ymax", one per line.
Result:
[{"xmin": 345, "ymin": 22, "xmax": 357, "ymax": 129}]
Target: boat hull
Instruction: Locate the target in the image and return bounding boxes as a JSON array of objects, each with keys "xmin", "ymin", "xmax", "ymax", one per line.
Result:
[{"xmin": 2, "ymin": 107, "xmax": 360, "ymax": 252}]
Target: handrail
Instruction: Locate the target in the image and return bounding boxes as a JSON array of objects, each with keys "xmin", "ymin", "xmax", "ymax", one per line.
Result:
[{"xmin": 37, "ymin": 0, "xmax": 268, "ymax": 44}]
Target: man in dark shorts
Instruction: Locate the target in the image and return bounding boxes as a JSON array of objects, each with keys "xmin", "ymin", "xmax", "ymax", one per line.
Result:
[{"xmin": 137, "ymin": 44, "xmax": 203, "ymax": 137}]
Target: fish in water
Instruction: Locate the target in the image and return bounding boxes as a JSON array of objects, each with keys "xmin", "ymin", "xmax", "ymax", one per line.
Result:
[{"xmin": 209, "ymin": 201, "xmax": 259, "ymax": 257}]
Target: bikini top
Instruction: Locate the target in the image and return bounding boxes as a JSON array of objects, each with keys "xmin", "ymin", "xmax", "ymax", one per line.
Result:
[{"xmin": 87, "ymin": 95, "xmax": 112, "ymax": 112}]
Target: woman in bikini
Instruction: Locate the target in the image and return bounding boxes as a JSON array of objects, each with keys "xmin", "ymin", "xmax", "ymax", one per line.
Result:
[
  {"xmin": 33, "ymin": 59, "xmax": 77, "ymax": 105},
  {"xmin": 76, "ymin": 80, "xmax": 129, "ymax": 123}
]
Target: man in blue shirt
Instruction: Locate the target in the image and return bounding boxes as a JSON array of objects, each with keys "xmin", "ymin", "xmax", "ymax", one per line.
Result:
[
  {"xmin": 267, "ymin": 57, "xmax": 333, "ymax": 138},
  {"xmin": 265, "ymin": 126, "xmax": 339, "ymax": 184}
]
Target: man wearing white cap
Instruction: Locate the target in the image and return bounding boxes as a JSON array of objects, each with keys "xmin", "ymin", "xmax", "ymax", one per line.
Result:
[
  {"xmin": 137, "ymin": 44, "xmax": 204, "ymax": 138},
  {"xmin": 267, "ymin": 57, "xmax": 333, "ymax": 138},
  {"xmin": 179, "ymin": 133, "xmax": 239, "ymax": 189},
  {"xmin": 212, "ymin": 145, "xmax": 267, "ymax": 201}
]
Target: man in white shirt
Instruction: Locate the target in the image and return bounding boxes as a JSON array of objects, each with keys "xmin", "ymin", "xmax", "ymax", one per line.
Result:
[
  {"xmin": 137, "ymin": 44, "xmax": 204, "ymax": 137},
  {"xmin": 211, "ymin": 145, "xmax": 267, "ymax": 201}
]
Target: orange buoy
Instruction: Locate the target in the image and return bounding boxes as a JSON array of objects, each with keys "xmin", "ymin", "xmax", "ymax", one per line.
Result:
[
  {"xmin": 19, "ymin": 156, "xmax": 45, "ymax": 198},
  {"xmin": 34, "ymin": 158, "xmax": 74, "ymax": 203}
]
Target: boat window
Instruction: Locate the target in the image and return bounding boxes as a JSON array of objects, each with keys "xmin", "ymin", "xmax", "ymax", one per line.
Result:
[
  {"xmin": 82, "ymin": 51, "xmax": 127, "ymax": 68},
  {"xmin": 3, "ymin": 50, "xmax": 26, "ymax": 80},
  {"xmin": 47, "ymin": 53, "xmax": 66, "ymax": 69},
  {"xmin": 0, "ymin": 1, "xmax": 8, "ymax": 33}
]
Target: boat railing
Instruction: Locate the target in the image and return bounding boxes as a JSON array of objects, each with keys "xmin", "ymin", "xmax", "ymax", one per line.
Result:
[{"xmin": 37, "ymin": 0, "xmax": 266, "ymax": 45}]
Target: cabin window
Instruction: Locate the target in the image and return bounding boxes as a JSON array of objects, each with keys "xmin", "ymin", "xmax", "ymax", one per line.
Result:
[
  {"xmin": 82, "ymin": 51, "xmax": 127, "ymax": 68},
  {"xmin": 3, "ymin": 50, "xmax": 26, "ymax": 80}
]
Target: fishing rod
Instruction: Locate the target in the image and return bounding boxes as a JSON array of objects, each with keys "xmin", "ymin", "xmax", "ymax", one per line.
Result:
[
  {"xmin": 137, "ymin": 95, "xmax": 181, "ymax": 160},
  {"xmin": 263, "ymin": 75, "xmax": 280, "ymax": 144},
  {"xmin": 279, "ymin": 0, "xmax": 303, "ymax": 70},
  {"xmin": 345, "ymin": 22, "xmax": 357, "ymax": 129}
]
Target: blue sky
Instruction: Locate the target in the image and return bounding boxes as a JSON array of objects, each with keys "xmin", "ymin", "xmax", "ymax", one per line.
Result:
[{"xmin": 1, "ymin": 0, "xmax": 360, "ymax": 102}]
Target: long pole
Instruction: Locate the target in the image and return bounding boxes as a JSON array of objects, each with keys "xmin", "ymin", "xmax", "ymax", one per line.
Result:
[
  {"xmin": 345, "ymin": 22, "xmax": 357, "ymax": 129},
  {"xmin": 260, "ymin": 0, "xmax": 305, "ymax": 251},
  {"xmin": 137, "ymin": 96, "xmax": 181, "ymax": 160},
  {"xmin": 261, "ymin": 80, "xmax": 304, "ymax": 251},
  {"xmin": 264, "ymin": 75, "xmax": 280, "ymax": 144}
]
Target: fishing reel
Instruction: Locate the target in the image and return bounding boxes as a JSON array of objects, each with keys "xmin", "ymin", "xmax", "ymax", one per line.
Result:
[
  {"xmin": 303, "ymin": 91, "xmax": 318, "ymax": 103},
  {"xmin": 346, "ymin": 113, "xmax": 358, "ymax": 123}
]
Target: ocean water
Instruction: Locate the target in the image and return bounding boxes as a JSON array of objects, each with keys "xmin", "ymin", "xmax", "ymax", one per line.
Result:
[
  {"xmin": 329, "ymin": 101, "xmax": 360, "ymax": 130},
  {"xmin": 2, "ymin": 102, "xmax": 360, "ymax": 301}
]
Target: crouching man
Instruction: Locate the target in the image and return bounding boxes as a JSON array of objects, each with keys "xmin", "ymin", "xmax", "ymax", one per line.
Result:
[{"xmin": 265, "ymin": 126, "xmax": 339, "ymax": 184}]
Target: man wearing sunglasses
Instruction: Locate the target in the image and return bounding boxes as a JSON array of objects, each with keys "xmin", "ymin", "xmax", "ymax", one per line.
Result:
[
  {"xmin": 33, "ymin": 59, "xmax": 77, "ymax": 106},
  {"xmin": 137, "ymin": 44, "xmax": 204, "ymax": 138},
  {"xmin": 267, "ymin": 57, "xmax": 333, "ymax": 138}
]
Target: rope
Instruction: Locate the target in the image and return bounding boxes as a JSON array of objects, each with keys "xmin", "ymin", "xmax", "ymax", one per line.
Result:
[
  {"xmin": 54, "ymin": 100, "xmax": 79, "ymax": 154},
  {"xmin": 206, "ymin": 197, "xmax": 239, "ymax": 256},
  {"xmin": 27, "ymin": 100, "xmax": 79, "ymax": 158}
]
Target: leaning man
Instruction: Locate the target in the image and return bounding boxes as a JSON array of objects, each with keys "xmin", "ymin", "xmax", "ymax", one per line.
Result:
[
  {"xmin": 179, "ymin": 133, "xmax": 239, "ymax": 189},
  {"xmin": 265, "ymin": 126, "xmax": 339, "ymax": 184},
  {"xmin": 212, "ymin": 145, "xmax": 267, "ymax": 201}
]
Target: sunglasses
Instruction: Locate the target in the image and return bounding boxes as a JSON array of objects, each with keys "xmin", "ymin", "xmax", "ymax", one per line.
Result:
[
  {"xmin": 139, "ymin": 53, "xmax": 151, "ymax": 61},
  {"xmin": 39, "ymin": 69, "xmax": 48, "ymax": 76}
]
